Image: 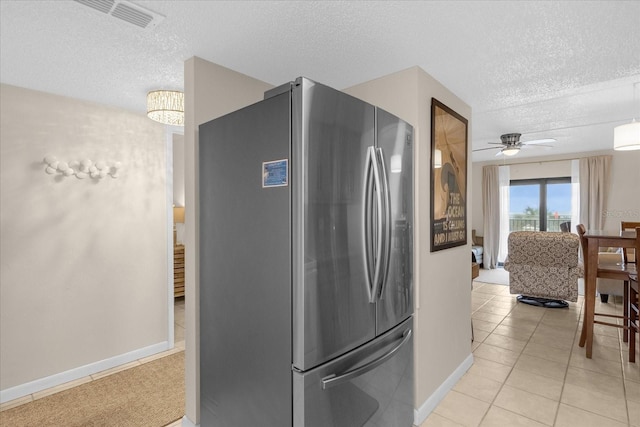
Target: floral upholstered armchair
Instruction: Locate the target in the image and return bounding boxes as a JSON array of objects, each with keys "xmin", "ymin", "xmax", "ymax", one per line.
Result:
[{"xmin": 504, "ymin": 231, "xmax": 583, "ymax": 306}]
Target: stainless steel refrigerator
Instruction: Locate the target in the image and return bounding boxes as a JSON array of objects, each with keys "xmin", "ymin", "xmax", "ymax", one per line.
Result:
[{"xmin": 199, "ymin": 77, "xmax": 413, "ymax": 427}]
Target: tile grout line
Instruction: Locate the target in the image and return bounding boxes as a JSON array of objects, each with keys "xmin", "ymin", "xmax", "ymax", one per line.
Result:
[
  {"xmin": 552, "ymin": 295, "xmax": 633, "ymax": 426},
  {"xmin": 572, "ymin": 296, "xmax": 632, "ymax": 426},
  {"xmin": 472, "ymin": 287, "xmax": 594, "ymax": 426},
  {"xmin": 618, "ymin": 296, "xmax": 632, "ymax": 427},
  {"xmin": 476, "ymin": 293, "xmax": 559, "ymax": 427},
  {"xmin": 465, "ymin": 286, "xmax": 560, "ymax": 426},
  {"xmin": 436, "ymin": 283, "xmax": 636, "ymax": 427},
  {"xmin": 550, "ymin": 299, "xmax": 583, "ymax": 427}
]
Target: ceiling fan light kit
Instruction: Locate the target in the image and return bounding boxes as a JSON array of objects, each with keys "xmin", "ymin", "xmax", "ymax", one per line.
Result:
[
  {"xmin": 613, "ymin": 120, "xmax": 640, "ymax": 151},
  {"xmin": 501, "ymin": 147, "xmax": 520, "ymax": 156}
]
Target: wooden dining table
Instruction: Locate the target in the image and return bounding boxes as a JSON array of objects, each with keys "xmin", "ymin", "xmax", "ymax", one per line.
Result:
[{"xmin": 580, "ymin": 228, "xmax": 639, "ymax": 358}]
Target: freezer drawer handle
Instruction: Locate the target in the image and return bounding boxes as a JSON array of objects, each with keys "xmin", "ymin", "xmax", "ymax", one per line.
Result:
[{"xmin": 321, "ymin": 329, "xmax": 412, "ymax": 390}]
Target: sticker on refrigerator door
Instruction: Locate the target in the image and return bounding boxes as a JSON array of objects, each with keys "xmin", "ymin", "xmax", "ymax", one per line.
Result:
[{"xmin": 262, "ymin": 159, "xmax": 288, "ymax": 188}]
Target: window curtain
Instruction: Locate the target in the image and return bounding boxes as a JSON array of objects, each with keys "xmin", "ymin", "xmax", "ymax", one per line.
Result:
[
  {"xmin": 482, "ymin": 165, "xmax": 500, "ymax": 269},
  {"xmin": 570, "ymin": 159, "xmax": 580, "ymax": 234},
  {"xmin": 483, "ymin": 165, "xmax": 510, "ymax": 269},
  {"xmin": 498, "ymin": 165, "xmax": 510, "ymax": 263},
  {"xmin": 579, "ymin": 155, "xmax": 612, "ymax": 230},
  {"xmin": 482, "ymin": 165, "xmax": 500, "ymax": 268}
]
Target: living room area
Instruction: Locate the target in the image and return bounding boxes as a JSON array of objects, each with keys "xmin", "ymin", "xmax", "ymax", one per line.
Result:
[
  {"xmin": 447, "ymin": 148, "xmax": 640, "ymax": 427},
  {"xmin": 469, "ymin": 149, "xmax": 639, "ymax": 279}
]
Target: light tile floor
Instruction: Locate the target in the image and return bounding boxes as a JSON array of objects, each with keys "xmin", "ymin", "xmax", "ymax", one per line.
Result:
[
  {"xmin": 420, "ymin": 282, "xmax": 639, "ymax": 427},
  {"xmin": 4, "ymin": 291, "xmax": 639, "ymax": 427},
  {"xmin": 0, "ymin": 297, "xmax": 186, "ymax": 417}
]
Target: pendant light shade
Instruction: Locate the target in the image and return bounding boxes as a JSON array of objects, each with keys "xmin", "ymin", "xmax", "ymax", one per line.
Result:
[
  {"xmin": 613, "ymin": 120, "xmax": 640, "ymax": 151},
  {"xmin": 147, "ymin": 90, "xmax": 184, "ymax": 126}
]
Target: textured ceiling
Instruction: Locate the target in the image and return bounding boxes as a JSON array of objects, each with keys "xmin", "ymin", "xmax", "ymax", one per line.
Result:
[{"xmin": 1, "ymin": 0, "xmax": 639, "ymax": 161}]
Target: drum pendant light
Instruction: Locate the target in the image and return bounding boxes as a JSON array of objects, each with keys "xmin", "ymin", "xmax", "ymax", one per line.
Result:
[
  {"xmin": 147, "ymin": 90, "xmax": 184, "ymax": 126},
  {"xmin": 613, "ymin": 120, "xmax": 640, "ymax": 151},
  {"xmin": 614, "ymin": 83, "xmax": 640, "ymax": 151}
]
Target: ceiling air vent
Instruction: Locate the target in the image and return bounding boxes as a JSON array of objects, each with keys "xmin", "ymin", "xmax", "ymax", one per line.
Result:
[
  {"xmin": 74, "ymin": 0, "xmax": 165, "ymax": 29},
  {"xmin": 75, "ymin": 0, "xmax": 114, "ymax": 14},
  {"xmin": 111, "ymin": 2, "xmax": 153, "ymax": 28}
]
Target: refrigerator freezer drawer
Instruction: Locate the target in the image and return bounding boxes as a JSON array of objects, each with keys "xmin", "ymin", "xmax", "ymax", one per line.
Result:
[{"xmin": 293, "ymin": 317, "xmax": 413, "ymax": 427}]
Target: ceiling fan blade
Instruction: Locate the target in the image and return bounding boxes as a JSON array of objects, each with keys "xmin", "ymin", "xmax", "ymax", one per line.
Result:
[
  {"xmin": 495, "ymin": 151, "xmax": 505, "ymax": 157},
  {"xmin": 522, "ymin": 143, "xmax": 554, "ymax": 149},
  {"xmin": 472, "ymin": 147, "xmax": 501, "ymax": 152},
  {"xmin": 523, "ymin": 138, "xmax": 556, "ymax": 145}
]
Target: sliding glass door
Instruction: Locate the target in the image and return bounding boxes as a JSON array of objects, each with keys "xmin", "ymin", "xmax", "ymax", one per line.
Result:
[{"xmin": 509, "ymin": 178, "xmax": 572, "ymax": 232}]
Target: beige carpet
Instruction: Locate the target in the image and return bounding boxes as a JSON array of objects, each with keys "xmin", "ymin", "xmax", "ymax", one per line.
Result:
[{"xmin": 0, "ymin": 351, "xmax": 185, "ymax": 427}]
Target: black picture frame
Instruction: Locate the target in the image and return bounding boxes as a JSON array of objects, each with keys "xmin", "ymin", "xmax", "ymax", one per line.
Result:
[{"xmin": 430, "ymin": 98, "xmax": 468, "ymax": 252}]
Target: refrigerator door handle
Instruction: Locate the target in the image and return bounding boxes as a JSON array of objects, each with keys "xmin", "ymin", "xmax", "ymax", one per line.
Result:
[
  {"xmin": 321, "ymin": 328, "xmax": 412, "ymax": 390},
  {"xmin": 363, "ymin": 146, "xmax": 384, "ymax": 304},
  {"xmin": 375, "ymin": 147, "xmax": 392, "ymax": 300}
]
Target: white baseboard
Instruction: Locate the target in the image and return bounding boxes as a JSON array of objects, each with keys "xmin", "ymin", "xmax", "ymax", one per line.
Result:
[
  {"xmin": 0, "ymin": 341, "xmax": 171, "ymax": 403},
  {"xmin": 413, "ymin": 353, "xmax": 474, "ymax": 425},
  {"xmin": 181, "ymin": 415, "xmax": 199, "ymax": 427},
  {"xmin": 3, "ymin": 345, "xmax": 471, "ymax": 425}
]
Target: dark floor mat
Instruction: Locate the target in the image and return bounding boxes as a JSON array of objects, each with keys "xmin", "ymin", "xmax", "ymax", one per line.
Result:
[{"xmin": 517, "ymin": 295, "xmax": 568, "ymax": 308}]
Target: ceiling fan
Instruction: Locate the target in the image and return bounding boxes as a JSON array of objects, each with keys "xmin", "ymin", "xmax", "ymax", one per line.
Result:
[{"xmin": 473, "ymin": 133, "xmax": 556, "ymax": 157}]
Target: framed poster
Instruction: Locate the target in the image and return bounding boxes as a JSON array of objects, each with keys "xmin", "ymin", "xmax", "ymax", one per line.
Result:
[{"xmin": 430, "ymin": 98, "xmax": 468, "ymax": 252}]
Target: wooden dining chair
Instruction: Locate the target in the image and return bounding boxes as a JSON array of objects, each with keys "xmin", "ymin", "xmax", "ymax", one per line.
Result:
[
  {"xmin": 620, "ymin": 222, "xmax": 639, "ymax": 346},
  {"xmin": 576, "ymin": 224, "xmax": 634, "ymax": 344},
  {"xmin": 630, "ymin": 273, "xmax": 638, "ymax": 363},
  {"xmin": 621, "ymin": 221, "xmax": 640, "ymax": 264}
]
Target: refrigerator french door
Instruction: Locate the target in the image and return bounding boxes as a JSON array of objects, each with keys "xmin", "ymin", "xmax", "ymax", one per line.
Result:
[{"xmin": 199, "ymin": 77, "xmax": 413, "ymax": 427}]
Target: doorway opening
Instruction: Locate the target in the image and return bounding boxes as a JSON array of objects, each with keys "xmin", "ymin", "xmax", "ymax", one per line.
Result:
[{"xmin": 168, "ymin": 130, "xmax": 186, "ymax": 348}]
